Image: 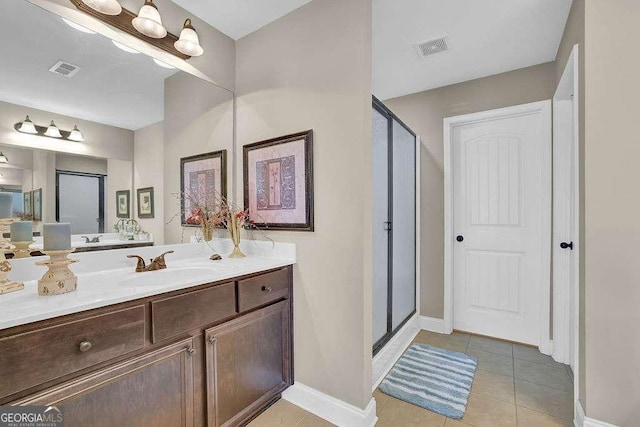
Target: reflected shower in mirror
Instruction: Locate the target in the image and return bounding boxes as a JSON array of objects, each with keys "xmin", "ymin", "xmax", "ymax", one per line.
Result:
[{"xmin": 0, "ymin": 0, "xmax": 234, "ymax": 249}]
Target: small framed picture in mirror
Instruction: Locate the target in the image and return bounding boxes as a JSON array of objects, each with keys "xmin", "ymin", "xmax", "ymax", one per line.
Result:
[
  {"xmin": 180, "ymin": 150, "xmax": 227, "ymax": 226},
  {"xmin": 137, "ymin": 187, "xmax": 154, "ymax": 219},
  {"xmin": 33, "ymin": 188, "xmax": 42, "ymax": 221},
  {"xmin": 116, "ymin": 190, "xmax": 130, "ymax": 219},
  {"xmin": 243, "ymin": 130, "xmax": 314, "ymax": 231},
  {"xmin": 23, "ymin": 191, "xmax": 33, "ymax": 219}
]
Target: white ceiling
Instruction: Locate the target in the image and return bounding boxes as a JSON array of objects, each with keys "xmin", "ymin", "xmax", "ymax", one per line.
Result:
[
  {"xmin": 0, "ymin": 0, "xmax": 177, "ymax": 130},
  {"xmin": 373, "ymin": 0, "xmax": 573, "ymax": 100},
  {"xmin": 170, "ymin": 0, "xmax": 311, "ymax": 40}
]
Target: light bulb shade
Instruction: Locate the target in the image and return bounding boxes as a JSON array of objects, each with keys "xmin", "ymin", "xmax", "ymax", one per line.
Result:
[
  {"xmin": 132, "ymin": 1, "xmax": 167, "ymax": 39},
  {"xmin": 0, "ymin": 153, "xmax": 8, "ymax": 164},
  {"xmin": 174, "ymin": 19, "xmax": 204, "ymax": 57},
  {"xmin": 81, "ymin": 0, "xmax": 122, "ymax": 16},
  {"xmin": 18, "ymin": 115, "xmax": 37, "ymax": 134},
  {"xmin": 44, "ymin": 121, "xmax": 62, "ymax": 138},
  {"xmin": 69, "ymin": 125, "xmax": 85, "ymax": 142}
]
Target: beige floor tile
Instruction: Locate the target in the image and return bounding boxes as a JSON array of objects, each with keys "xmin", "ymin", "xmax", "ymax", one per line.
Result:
[
  {"xmin": 376, "ymin": 396, "xmax": 446, "ymax": 427},
  {"xmin": 516, "ymin": 406, "xmax": 573, "ymax": 427},
  {"xmin": 515, "ymin": 379, "xmax": 573, "ymax": 420},
  {"xmin": 470, "ymin": 369, "xmax": 515, "ymax": 403},
  {"xmin": 457, "ymin": 394, "xmax": 517, "ymax": 427},
  {"xmin": 297, "ymin": 413, "xmax": 336, "ymax": 427},
  {"xmin": 425, "ymin": 333, "xmax": 470, "ymax": 353},
  {"xmin": 466, "ymin": 348, "xmax": 514, "ymax": 377},
  {"xmin": 514, "ymin": 359, "xmax": 572, "ymax": 392},
  {"xmin": 444, "ymin": 418, "xmax": 473, "ymax": 426},
  {"xmin": 248, "ymin": 400, "xmax": 308, "ymax": 426},
  {"xmin": 513, "ymin": 344, "xmax": 557, "ymax": 366},
  {"xmin": 413, "ymin": 330, "xmax": 432, "ymax": 344},
  {"xmin": 374, "ymin": 388, "xmax": 392, "ymax": 413},
  {"xmin": 467, "ymin": 336, "xmax": 513, "ymax": 357}
]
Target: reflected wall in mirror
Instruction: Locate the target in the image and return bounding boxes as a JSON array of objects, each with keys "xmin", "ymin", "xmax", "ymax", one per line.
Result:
[{"xmin": 0, "ymin": 0, "xmax": 234, "ymax": 247}]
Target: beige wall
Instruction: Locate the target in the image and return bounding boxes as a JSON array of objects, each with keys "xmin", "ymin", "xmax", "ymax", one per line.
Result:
[
  {"xmin": 106, "ymin": 159, "xmax": 133, "ymax": 232},
  {"xmin": 583, "ymin": 1, "xmax": 640, "ymax": 424},
  {"xmin": 555, "ymin": 0, "xmax": 587, "ymax": 409},
  {"xmin": 32, "ymin": 150, "xmax": 56, "ymax": 224},
  {"xmin": 56, "ymin": 154, "xmax": 107, "ymax": 176},
  {"xmin": 384, "ymin": 62, "xmax": 556, "ymax": 318},
  {"xmin": 236, "ymin": 0, "xmax": 373, "ymax": 409},
  {"xmin": 134, "ymin": 122, "xmax": 165, "ymax": 244},
  {"xmin": 163, "ymin": 74, "xmax": 234, "ymax": 245}
]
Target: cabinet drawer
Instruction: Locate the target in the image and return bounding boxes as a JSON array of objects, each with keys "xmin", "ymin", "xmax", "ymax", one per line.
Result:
[
  {"xmin": 152, "ymin": 282, "xmax": 236, "ymax": 343},
  {"xmin": 238, "ymin": 269, "xmax": 289, "ymax": 313},
  {"xmin": 0, "ymin": 305, "xmax": 145, "ymax": 400}
]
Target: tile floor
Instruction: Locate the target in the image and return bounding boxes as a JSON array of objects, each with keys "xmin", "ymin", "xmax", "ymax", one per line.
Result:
[{"xmin": 249, "ymin": 331, "xmax": 574, "ymax": 427}]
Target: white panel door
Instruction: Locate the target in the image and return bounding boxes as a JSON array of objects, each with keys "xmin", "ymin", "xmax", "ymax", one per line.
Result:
[{"xmin": 452, "ymin": 105, "xmax": 549, "ymax": 345}]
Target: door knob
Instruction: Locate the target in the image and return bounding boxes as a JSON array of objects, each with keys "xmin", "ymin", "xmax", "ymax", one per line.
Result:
[
  {"xmin": 560, "ymin": 241, "xmax": 574, "ymax": 250},
  {"xmin": 456, "ymin": 235, "xmax": 464, "ymax": 242}
]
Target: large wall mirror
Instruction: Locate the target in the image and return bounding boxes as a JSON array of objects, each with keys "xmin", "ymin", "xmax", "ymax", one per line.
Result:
[{"xmin": 0, "ymin": 0, "xmax": 234, "ymax": 247}]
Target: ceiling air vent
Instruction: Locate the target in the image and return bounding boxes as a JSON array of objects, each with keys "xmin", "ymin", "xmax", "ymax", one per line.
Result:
[
  {"xmin": 48, "ymin": 60, "xmax": 81, "ymax": 78},
  {"xmin": 414, "ymin": 35, "xmax": 449, "ymax": 58}
]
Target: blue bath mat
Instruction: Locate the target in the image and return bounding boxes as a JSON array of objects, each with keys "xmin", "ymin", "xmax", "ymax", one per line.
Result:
[{"xmin": 379, "ymin": 343, "xmax": 477, "ymax": 419}]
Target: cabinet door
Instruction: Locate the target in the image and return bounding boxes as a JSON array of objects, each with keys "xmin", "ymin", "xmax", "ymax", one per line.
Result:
[
  {"xmin": 205, "ymin": 300, "xmax": 291, "ymax": 427},
  {"xmin": 14, "ymin": 338, "xmax": 196, "ymax": 427}
]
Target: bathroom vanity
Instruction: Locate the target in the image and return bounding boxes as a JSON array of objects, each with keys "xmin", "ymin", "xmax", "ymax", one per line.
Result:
[{"xmin": 0, "ymin": 241, "xmax": 295, "ymax": 427}]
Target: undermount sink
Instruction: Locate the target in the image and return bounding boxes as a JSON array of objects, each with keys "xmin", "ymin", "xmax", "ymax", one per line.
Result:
[{"xmin": 118, "ymin": 267, "xmax": 220, "ymax": 288}]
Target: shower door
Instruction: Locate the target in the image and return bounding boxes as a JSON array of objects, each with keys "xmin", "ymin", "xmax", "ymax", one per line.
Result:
[{"xmin": 372, "ymin": 96, "xmax": 417, "ymax": 354}]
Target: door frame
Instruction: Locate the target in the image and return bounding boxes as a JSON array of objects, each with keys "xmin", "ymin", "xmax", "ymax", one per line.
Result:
[
  {"xmin": 443, "ymin": 100, "xmax": 552, "ymax": 353},
  {"xmin": 56, "ymin": 169, "xmax": 106, "ymax": 233},
  {"xmin": 552, "ymin": 44, "xmax": 580, "ymax": 393}
]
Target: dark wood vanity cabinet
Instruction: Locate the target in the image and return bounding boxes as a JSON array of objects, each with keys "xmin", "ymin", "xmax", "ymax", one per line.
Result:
[{"xmin": 1, "ymin": 265, "xmax": 294, "ymax": 427}]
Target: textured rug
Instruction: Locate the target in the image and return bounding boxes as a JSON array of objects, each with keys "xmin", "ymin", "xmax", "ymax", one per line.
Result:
[{"xmin": 379, "ymin": 343, "xmax": 477, "ymax": 419}]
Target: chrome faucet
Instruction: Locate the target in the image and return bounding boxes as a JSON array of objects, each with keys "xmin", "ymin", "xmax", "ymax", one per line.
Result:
[
  {"xmin": 81, "ymin": 235, "xmax": 102, "ymax": 243},
  {"xmin": 127, "ymin": 251, "xmax": 174, "ymax": 272}
]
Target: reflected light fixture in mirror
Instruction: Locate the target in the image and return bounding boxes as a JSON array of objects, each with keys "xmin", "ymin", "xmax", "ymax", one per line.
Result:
[
  {"xmin": 68, "ymin": 125, "xmax": 85, "ymax": 142},
  {"xmin": 44, "ymin": 121, "xmax": 62, "ymax": 138},
  {"xmin": 112, "ymin": 40, "xmax": 140, "ymax": 54},
  {"xmin": 152, "ymin": 58, "xmax": 174, "ymax": 69},
  {"xmin": 132, "ymin": 0, "xmax": 167, "ymax": 39},
  {"xmin": 0, "ymin": 153, "xmax": 8, "ymax": 164},
  {"xmin": 80, "ymin": 0, "xmax": 122, "ymax": 16},
  {"xmin": 174, "ymin": 19, "xmax": 204, "ymax": 57},
  {"xmin": 17, "ymin": 115, "xmax": 37, "ymax": 134},
  {"xmin": 61, "ymin": 17, "xmax": 96, "ymax": 34}
]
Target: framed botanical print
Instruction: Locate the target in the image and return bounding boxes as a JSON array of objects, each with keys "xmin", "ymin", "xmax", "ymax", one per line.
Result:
[
  {"xmin": 33, "ymin": 188, "xmax": 42, "ymax": 221},
  {"xmin": 243, "ymin": 130, "xmax": 314, "ymax": 231},
  {"xmin": 180, "ymin": 150, "xmax": 227, "ymax": 226},
  {"xmin": 116, "ymin": 190, "xmax": 130, "ymax": 219},
  {"xmin": 137, "ymin": 187, "xmax": 154, "ymax": 219},
  {"xmin": 23, "ymin": 190, "xmax": 32, "ymax": 218}
]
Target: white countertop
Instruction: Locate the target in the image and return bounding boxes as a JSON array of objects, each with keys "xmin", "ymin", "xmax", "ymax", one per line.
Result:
[{"xmin": 0, "ymin": 239, "xmax": 295, "ymax": 331}]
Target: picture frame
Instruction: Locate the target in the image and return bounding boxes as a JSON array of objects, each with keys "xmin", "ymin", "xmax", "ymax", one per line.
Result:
[
  {"xmin": 180, "ymin": 150, "xmax": 227, "ymax": 226},
  {"xmin": 116, "ymin": 190, "xmax": 130, "ymax": 219},
  {"xmin": 136, "ymin": 187, "xmax": 154, "ymax": 219},
  {"xmin": 243, "ymin": 130, "xmax": 314, "ymax": 231},
  {"xmin": 33, "ymin": 188, "xmax": 42, "ymax": 221},
  {"xmin": 23, "ymin": 190, "xmax": 32, "ymax": 218}
]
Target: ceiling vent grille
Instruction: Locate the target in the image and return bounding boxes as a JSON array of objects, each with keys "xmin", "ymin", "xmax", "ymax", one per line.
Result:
[
  {"xmin": 414, "ymin": 35, "xmax": 449, "ymax": 58},
  {"xmin": 48, "ymin": 60, "xmax": 81, "ymax": 78}
]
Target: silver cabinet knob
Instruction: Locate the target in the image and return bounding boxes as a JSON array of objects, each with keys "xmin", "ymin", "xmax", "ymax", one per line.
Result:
[
  {"xmin": 187, "ymin": 347, "xmax": 196, "ymax": 356},
  {"xmin": 261, "ymin": 286, "xmax": 273, "ymax": 293},
  {"xmin": 208, "ymin": 336, "xmax": 216, "ymax": 345},
  {"xmin": 78, "ymin": 341, "xmax": 92, "ymax": 353}
]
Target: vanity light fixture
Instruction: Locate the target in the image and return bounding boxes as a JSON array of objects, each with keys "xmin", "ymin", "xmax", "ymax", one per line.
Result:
[
  {"xmin": 132, "ymin": 0, "xmax": 167, "ymax": 39},
  {"xmin": 15, "ymin": 118, "xmax": 85, "ymax": 142},
  {"xmin": 61, "ymin": 17, "xmax": 97, "ymax": 34},
  {"xmin": 80, "ymin": 0, "xmax": 122, "ymax": 16},
  {"xmin": 68, "ymin": 125, "xmax": 85, "ymax": 142},
  {"xmin": 44, "ymin": 121, "xmax": 63, "ymax": 138},
  {"xmin": 174, "ymin": 19, "xmax": 204, "ymax": 57},
  {"xmin": 112, "ymin": 40, "xmax": 140, "ymax": 54},
  {"xmin": 0, "ymin": 153, "xmax": 8, "ymax": 164},
  {"xmin": 17, "ymin": 116, "xmax": 37, "ymax": 134}
]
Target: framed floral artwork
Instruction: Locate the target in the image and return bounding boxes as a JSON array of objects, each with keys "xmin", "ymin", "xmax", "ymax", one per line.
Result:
[
  {"xmin": 137, "ymin": 187, "xmax": 154, "ymax": 219},
  {"xmin": 243, "ymin": 130, "xmax": 314, "ymax": 231},
  {"xmin": 180, "ymin": 150, "xmax": 227, "ymax": 226},
  {"xmin": 116, "ymin": 190, "xmax": 130, "ymax": 219}
]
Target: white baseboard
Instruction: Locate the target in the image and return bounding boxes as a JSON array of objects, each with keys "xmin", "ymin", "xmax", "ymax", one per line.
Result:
[
  {"xmin": 539, "ymin": 338, "xmax": 553, "ymax": 356},
  {"xmin": 372, "ymin": 314, "xmax": 419, "ymax": 390},
  {"xmin": 575, "ymin": 400, "xmax": 619, "ymax": 427},
  {"xmin": 282, "ymin": 382, "xmax": 377, "ymax": 427},
  {"xmin": 419, "ymin": 316, "xmax": 445, "ymax": 334}
]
